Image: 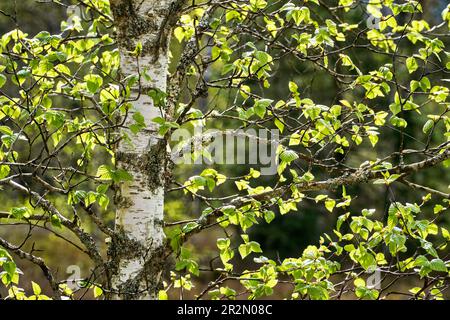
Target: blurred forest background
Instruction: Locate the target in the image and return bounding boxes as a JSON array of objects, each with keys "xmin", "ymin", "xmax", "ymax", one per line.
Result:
[{"xmin": 0, "ymin": 0, "xmax": 449, "ymax": 299}]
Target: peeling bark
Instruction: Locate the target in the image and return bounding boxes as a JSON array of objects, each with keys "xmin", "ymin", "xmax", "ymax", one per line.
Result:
[{"xmin": 109, "ymin": 0, "xmax": 182, "ymax": 300}]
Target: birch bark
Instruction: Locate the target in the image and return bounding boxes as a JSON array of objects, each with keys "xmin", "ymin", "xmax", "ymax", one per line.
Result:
[{"xmin": 109, "ymin": 0, "xmax": 181, "ymax": 299}]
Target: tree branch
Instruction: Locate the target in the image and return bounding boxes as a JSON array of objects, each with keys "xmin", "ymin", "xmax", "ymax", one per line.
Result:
[
  {"xmin": 7, "ymin": 180, "xmax": 104, "ymax": 267},
  {"xmin": 0, "ymin": 236, "xmax": 61, "ymax": 299},
  {"xmin": 168, "ymin": 148, "xmax": 450, "ymax": 252}
]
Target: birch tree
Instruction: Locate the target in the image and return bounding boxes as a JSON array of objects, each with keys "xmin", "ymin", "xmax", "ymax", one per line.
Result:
[
  {"xmin": 108, "ymin": 0, "xmax": 183, "ymax": 300},
  {"xmin": 1, "ymin": 0, "xmax": 450, "ymax": 300}
]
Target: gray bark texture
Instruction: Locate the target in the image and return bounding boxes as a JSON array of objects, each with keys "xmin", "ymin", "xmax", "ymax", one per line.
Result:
[{"xmin": 108, "ymin": 0, "xmax": 183, "ymax": 300}]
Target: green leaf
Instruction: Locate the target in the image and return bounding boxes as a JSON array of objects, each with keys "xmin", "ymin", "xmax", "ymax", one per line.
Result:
[
  {"xmin": 148, "ymin": 88, "xmax": 167, "ymax": 108},
  {"xmin": 84, "ymin": 74, "xmax": 103, "ymax": 94},
  {"xmin": 3, "ymin": 261, "xmax": 16, "ymax": 277},
  {"xmin": 16, "ymin": 69, "xmax": 31, "ymax": 85},
  {"xmin": 303, "ymin": 245, "xmax": 319, "ymax": 259},
  {"xmin": 360, "ymin": 252, "xmax": 377, "ymax": 271},
  {"xmin": 10, "ymin": 207, "xmax": 31, "ymax": 219},
  {"xmin": 238, "ymin": 244, "xmax": 250, "ymax": 259},
  {"xmin": 238, "ymin": 241, "xmax": 262, "ymax": 259},
  {"xmin": 96, "ymin": 165, "xmax": 113, "ymax": 181},
  {"xmin": 217, "ymin": 238, "xmax": 231, "ymax": 250},
  {"xmin": 96, "ymin": 165, "xmax": 132, "ymax": 182},
  {"xmin": 50, "ymin": 214, "xmax": 62, "ymax": 228},
  {"xmin": 250, "ymin": 0, "xmax": 267, "ymax": 11},
  {"xmin": 390, "ymin": 116, "xmax": 407, "ymax": 128},
  {"xmin": 274, "ymin": 118, "xmax": 284, "ymax": 133},
  {"xmin": 0, "ymin": 74, "xmax": 6, "ymax": 88},
  {"xmin": 305, "ymin": 105, "xmax": 321, "ymax": 120},
  {"xmin": 430, "ymin": 259, "xmax": 447, "ymax": 272},
  {"xmin": 93, "ymin": 285, "xmax": 103, "ymax": 298},
  {"xmin": 434, "ymin": 204, "xmax": 445, "ymax": 214},
  {"xmin": 32, "ymin": 281, "xmax": 41, "ymax": 295},
  {"xmin": 280, "ymin": 149, "xmax": 298, "ymax": 163},
  {"xmin": 254, "ymin": 99, "xmax": 273, "ymax": 118},
  {"xmin": 325, "ymin": 199, "xmax": 336, "ymax": 213},
  {"xmin": 422, "ymin": 119, "xmax": 434, "ymax": 134},
  {"xmin": 355, "ymin": 286, "xmax": 379, "ymax": 300},
  {"xmin": 264, "ymin": 210, "xmax": 275, "ymax": 223},
  {"xmin": 406, "ymin": 57, "xmax": 418, "ymax": 73},
  {"xmin": 174, "ymin": 27, "xmax": 185, "ymax": 43},
  {"xmin": 354, "ymin": 278, "xmax": 365, "ymax": 288},
  {"xmin": 0, "ymin": 165, "xmax": 10, "ymax": 179},
  {"xmin": 182, "ymin": 222, "xmax": 199, "ymax": 233},
  {"xmin": 289, "ymin": 81, "xmax": 298, "ymax": 93},
  {"xmin": 250, "ymin": 241, "xmax": 262, "ymax": 253},
  {"xmin": 367, "ymin": 3, "xmax": 382, "ymax": 18},
  {"xmin": 114, "ymin": 169, "xmax": 133, "ymax": 182},
  {"xmin": 158, "ymin": 290, "xmax": 168, "ymax": 300},
  {"xmin": 0, "ymin": 126, "xmax": 13, "ymax": 136}
]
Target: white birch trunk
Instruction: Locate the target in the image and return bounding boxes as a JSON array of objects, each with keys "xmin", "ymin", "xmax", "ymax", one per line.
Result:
[{"xmin": 109, "ymin": 0, "xmax": 180, "ymax": 300}]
